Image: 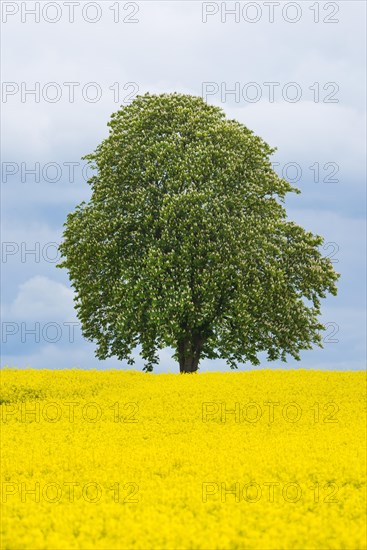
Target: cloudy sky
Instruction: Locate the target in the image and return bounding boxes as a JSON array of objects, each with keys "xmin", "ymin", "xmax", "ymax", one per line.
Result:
[{"xmin": 1, "ymin": 0, "xmax": 366, "ymax": 372}]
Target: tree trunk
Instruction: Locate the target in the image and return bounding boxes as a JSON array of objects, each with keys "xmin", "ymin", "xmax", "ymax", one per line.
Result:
[{"xmin": 177, "ymin": 334, "xmax": 204, "ymax": 373}]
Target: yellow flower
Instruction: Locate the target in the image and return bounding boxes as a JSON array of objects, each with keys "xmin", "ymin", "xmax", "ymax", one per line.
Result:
[{"xmin": 0, "ymin": 369, "xmax": 365, "ymax": 549}]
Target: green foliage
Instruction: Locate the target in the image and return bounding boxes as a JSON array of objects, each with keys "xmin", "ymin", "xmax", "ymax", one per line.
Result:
[{"xmin": 58, "ymin": 93, "xmax": 339, "ymax": 371}]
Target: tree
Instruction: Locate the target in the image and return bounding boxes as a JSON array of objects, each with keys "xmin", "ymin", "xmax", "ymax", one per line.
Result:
[{"xmin": 58, "ymin": 93, "xmax": 339, "ymax": 372}]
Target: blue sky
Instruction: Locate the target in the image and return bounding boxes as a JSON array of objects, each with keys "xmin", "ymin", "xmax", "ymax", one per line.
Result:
[{"xmin": 1, "ymin": 0, "xmax": 366, "ymax": 372}]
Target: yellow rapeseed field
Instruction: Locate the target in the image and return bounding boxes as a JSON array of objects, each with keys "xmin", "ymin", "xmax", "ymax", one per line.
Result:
[{"xmin": 0, "ymin": 369, "xmax": 366, "ymax": 550}]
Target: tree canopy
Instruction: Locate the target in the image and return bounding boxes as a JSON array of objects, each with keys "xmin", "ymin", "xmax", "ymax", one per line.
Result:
[{"xmin": 58, "ymin": 93, "xmax": 339, "ymax": 372}]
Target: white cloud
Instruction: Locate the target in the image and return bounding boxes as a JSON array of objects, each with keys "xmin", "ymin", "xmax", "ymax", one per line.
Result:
[
  {"xmin": 3, "ymin": 276, "xmax": 76, "ymax": 321},
  {"xmin": 226, "ymin": 101, "xmax": 365, "ymax": 183},
  {"xmin": 1, "ymin": 220, "xmax": 62, "ymax": 243}
]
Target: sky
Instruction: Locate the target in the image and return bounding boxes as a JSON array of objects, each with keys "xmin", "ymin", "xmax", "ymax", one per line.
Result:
[{"xmin": 1, "ymin": 0, "xmax": 366, "ymax": 372}]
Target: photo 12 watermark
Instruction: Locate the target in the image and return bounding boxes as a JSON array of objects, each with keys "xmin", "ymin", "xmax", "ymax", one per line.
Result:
[
  {"xmin": 1, "ymin": 159, "xmax": 340, "ymax": 184},
  {"xmin": 1, "ymin": 321, "xmax": 80, "ymax": 344},
  {"xmin": 201, "ymin": 2, "xmax": 340, "ymax": 24},
  {"xmin": 1, "ymin": 2, "xmax": 141, "ymax": 24},
  {"xmin": 202, "ymin": 81, "xmax": 340, "ymax": 104},
  {"xmin": 0, "ymin": 160, "xmax": 341, "ymax": 185},
  {"xmin": 202, "ymin": 400, "xmax": 340, "ymax": 423},
  {"xmin": 1, "ymin": 81, "xmax": 140, "ymax": 104},
  {"xmin": 1, "ymin": 481, "xmax": 139, "ymax": 503},
  {"xmin": 1, "ymin": 161, "xmax": 93, "ymax": 184},
  {"xmin": 1, "ymin": 400, "xmax": 139, "ymax": 423},
  {"xmin": 2, "ymin": 242, "xmax": 61, "ymax": 263},
  {"xmin": 202, "ymin": 480, "xmax": 340, "ymax": 503}
]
